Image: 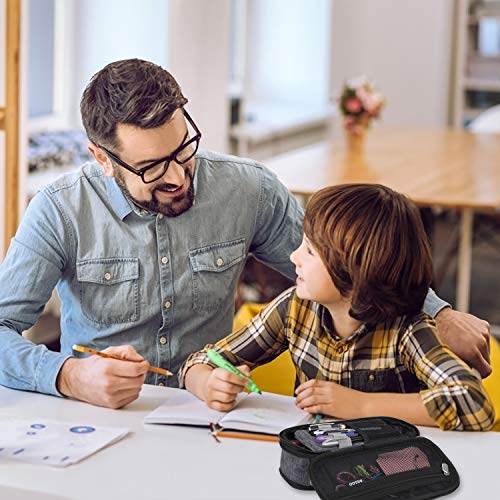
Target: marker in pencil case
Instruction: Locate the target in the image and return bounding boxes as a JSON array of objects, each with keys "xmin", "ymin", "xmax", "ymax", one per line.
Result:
[{"xmin": 206, "ymin": 349, "xmax": 262, "ymax": 395}]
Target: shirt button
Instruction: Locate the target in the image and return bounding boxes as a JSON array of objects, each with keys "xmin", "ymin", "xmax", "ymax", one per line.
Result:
[
  {"xmin": 337, "ymin": 346, "xmax": 344, "ymax": 354},
  {"xmin": 368, "ymin": 374, "xmax": 375, "ymax": 381},
  {"xmin": 158, "ymin": 382, "xmax": 165, "ymax": 387},
  {"xmin": 159, "ymin": 336, "xmax": 167, "ymax": 345},
  {"xmin": 104, "ymin": 272, "xmax": 111, "ymax": 281},
  {"xmin": 216, "ymin": 257, "xmax": 224, "ymax": 267},
  {"xmin": 164, "ymin": 301, "xmax": 171, "ymax": 309},
  {"xmin": 158, "ymin": 214, "xmax": 164, "ymax": 220},
  {"xmin": 161, "ymin": 256, "xmax": 169, "ymax": 264}
]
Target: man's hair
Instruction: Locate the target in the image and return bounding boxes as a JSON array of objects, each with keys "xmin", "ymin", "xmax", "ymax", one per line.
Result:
[
  {"xmin": 303, "ymin": 184, "xmax": 433, "ymax": 324},
  {"xmin": 80, "ymin": 58, "xmax": 188, "ymax": 150}
]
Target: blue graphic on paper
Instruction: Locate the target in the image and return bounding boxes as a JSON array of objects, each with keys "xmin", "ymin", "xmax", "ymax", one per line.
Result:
[
  {"xmin": 69, "ymin": 426, "xmax": 95, "ymax": 434},
  {"xmin": 30, "ymin": 424, "xmax": 46, "ymax": 429}
]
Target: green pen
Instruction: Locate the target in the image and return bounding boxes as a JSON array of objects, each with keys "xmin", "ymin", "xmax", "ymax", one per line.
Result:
[{"xmin": 206, "ymin": 349, "xmax": 262, "ymax": 395}]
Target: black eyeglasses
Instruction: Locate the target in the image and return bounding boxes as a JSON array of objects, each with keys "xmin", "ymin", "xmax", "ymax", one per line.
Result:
[{"xmin": 99, "ymin": 109, "xmax": 201, "ymax": 184}]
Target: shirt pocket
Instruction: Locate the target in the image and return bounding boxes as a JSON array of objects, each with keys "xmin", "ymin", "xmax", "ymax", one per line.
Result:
[
  {"xmin": 76, "ymin": 257, "xmax": 139, "ymax": 325},
  {"xmin": 189, "ymin": 238, "xmax": 246, "ymax": 313}
]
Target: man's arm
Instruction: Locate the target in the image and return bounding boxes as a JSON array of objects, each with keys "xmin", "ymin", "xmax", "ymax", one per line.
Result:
[
  {"xmin": 424, "ymin": 288, "xmax": 491, "ymax": 378},
  {"xmin": 249, "ymin": 165, "xmax": 304, "ymax": 279},
  {"xmin": 0, "ymin": 191, "xmax": 148, "ymax": 407},
  {"xmin": 0, "ymin": 191, "xmax": 72, "ymax": 395}
]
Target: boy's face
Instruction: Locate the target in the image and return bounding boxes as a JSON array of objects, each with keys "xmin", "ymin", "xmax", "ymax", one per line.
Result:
[{"xmin": 290, "ymin": 236, "xmax": 341, "ymax": 306}]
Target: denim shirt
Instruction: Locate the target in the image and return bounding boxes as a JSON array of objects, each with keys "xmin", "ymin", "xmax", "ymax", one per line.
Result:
[{"xmin": 0, "ymin": 149, "xmax": 448, "ymax": 397}]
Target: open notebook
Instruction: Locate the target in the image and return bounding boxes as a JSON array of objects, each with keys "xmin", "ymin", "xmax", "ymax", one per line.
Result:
[{"xmin": 144, "ymin": 388, "xmax": 312, "ymax": 435}]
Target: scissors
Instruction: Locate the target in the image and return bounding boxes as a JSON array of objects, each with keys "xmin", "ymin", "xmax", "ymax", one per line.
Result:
[{"xmin": 335, "ymin": 471, "xmax": 358, "ymax": 490}]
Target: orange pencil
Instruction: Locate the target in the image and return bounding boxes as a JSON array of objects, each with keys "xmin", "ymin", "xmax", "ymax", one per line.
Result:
[
  {"xmin": 213, "ymin": 430, "xmax": 279, "ymax": 443},
  {"xmin": 72, "ymin": 344, "xmax": 172, "ymax": 376}
]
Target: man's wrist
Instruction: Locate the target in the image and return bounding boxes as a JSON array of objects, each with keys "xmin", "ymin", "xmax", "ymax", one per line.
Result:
[
  {"xmin": 435, "ymin": 305, "xmax": 452, "ymax": 321},
  {"xmin": 56, "ymin": 357, "xmax": 78, "ymax": 398}
]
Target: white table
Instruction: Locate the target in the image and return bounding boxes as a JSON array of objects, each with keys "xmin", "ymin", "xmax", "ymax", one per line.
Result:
[{"xmin": 0, "ymin": 385, "xmax": 499, "ymax": 499}]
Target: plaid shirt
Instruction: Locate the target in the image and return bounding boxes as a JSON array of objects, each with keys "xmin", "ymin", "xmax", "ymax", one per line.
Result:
[{"xmin": 181, "ymin": 287, "xmax": 494, "ymax": 431}]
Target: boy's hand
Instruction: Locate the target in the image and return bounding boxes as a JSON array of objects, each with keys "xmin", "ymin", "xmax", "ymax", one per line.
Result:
[
  {"xmin": 295, "ymin": 379, "xmax": 364, "ymax": 419},
  {"xmin": 203, "ymin": 365, "xmax": 251, "ymax": 412}
]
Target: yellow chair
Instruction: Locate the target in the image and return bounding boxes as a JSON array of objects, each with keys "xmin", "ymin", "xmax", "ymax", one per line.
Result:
[
  {"xmin": 483, "ymin": 337, "xmax": 500, "ymax": 431},
  {"xmin": 233, "ymin": 302, "xmax": 295, "ymax": 396},
  {"xmin": 234, "ymin": 303, "xmax": 500, "ymax": 430}
]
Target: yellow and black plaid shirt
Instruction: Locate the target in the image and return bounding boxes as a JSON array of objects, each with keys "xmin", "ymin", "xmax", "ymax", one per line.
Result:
[{"xmin": 181, "ymin": 287, "xmax": 494, "ymax": 431}]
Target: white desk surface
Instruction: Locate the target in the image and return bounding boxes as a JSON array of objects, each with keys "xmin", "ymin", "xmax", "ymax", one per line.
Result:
[{"xmin": 0, "ymin": 384, "xmax": 499, "ymax": 499}]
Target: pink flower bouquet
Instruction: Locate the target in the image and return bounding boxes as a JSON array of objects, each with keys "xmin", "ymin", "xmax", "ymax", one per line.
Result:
[{"xmin": 339, "ymin": 76, "xmax": 385, "ymax": 136}]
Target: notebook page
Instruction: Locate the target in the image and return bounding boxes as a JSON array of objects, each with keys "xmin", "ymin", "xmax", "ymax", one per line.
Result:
[
  {"xmin": 218, "ymin": 391, "xmax": 312, "ymax": 434},
  {"xmin": 143, "ymin": 388, "xmax": 246, "ymax": 425}
]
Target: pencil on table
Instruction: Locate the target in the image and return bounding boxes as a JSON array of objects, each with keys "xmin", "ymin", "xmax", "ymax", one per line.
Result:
[
  {"xmin": 213, "ymin": 430, "xmax": 279, "ymax": 442},
  {"xmin": 72, "ymin": 344, "xmax": 172, "ymax": 376}
]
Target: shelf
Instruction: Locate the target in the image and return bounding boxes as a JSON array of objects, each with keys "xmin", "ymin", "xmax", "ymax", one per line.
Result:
[
  {"xmin": 230, "ymin": 104, "xmax": 335, "ymax": 144},
  {"xmin": 464, "ymin": 77, "xmax": 500, "ymax": 91}
]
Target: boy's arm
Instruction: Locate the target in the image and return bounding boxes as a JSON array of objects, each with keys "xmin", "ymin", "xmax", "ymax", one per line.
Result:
[
  {"xmin": 179, "ymin": 288, "xmax": 293, "ymax": 388},
  {"xmin": 296, "ymin": 379, "xmax": 437, "ymax": 426},
  {"xmin": 397, "ymin": 315, "xmax": 495, "ymax": 431}
]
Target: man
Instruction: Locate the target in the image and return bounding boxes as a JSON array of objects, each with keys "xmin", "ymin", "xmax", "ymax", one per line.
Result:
[{"xmin": 0, "ymin": 59, "xmax": 490, "ymax": 408}]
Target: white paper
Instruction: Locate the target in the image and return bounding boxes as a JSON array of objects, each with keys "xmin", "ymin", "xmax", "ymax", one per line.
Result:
[
  {"xmin": 0, "ymin": 415, "xmax": 129, "ymax": 467},
  {"xmin": 144, "ymin": 388, "xmax": 312, "ymax": 434},
  {"xmin": 219, "ymin": 392, "xmax": 312, "ymax": 434}
]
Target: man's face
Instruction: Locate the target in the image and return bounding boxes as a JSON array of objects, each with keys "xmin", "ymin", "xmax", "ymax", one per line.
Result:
[{"xmin": 103, "ymin": 109, "xmax": 196, "ymax": 217}]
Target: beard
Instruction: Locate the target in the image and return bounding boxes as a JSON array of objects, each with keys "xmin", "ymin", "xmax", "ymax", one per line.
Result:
[{"xmin": 114, "ymin": 165, "xmax": 195, "ymax": 217}]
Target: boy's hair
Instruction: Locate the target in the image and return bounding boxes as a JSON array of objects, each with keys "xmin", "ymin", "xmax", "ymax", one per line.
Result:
[
  {"xmin": 303, "ymin": 184, "xmax": 432, "ymax": 323},
  {"xmin": 80, "ymin": 58, "xmax": 188, "ymax": 150}
]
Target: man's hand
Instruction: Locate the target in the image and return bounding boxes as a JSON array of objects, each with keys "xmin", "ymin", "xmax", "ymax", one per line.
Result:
[
  {"xmin": 435, "ymin": 307, "xmax": 491, "ymax": 378},
  {"xmin": 57, "ymin": 345, "xmax": 149, "ymax": 408},
  {"xmin": 295, "ymin": 379, "xmax": 365, "ymax": 419}
]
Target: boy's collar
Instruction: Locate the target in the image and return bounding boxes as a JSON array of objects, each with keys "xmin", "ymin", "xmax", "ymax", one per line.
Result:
[{"xmin": 319, "ymin": 305, "xmax": 371, "ymax": 342}]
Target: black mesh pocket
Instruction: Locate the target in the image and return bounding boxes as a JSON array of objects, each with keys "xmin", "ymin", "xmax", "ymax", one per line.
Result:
[{"xmin": 309, "ymin": 438, "xmax": 459, "ymax": 500}]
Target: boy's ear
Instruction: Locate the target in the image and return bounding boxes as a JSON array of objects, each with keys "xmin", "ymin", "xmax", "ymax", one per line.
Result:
[{"xmin": 87, "ymin": 142, "xmax": 115, "ymax": 178}]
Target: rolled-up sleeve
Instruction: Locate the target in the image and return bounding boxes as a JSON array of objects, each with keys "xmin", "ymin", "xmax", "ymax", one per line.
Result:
[{"xmin": 398, "ymin": 315, "xmax": 495, "ymax": 431}]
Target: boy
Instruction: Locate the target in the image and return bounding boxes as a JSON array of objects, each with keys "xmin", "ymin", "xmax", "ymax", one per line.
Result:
[{"xmin": 181, "ymin": 184, "xmax": 494, "ymax": 430}]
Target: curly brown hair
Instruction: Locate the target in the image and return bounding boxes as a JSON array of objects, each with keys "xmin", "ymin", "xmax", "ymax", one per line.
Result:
[
  {"xmin": 80, "ymin": 58, "xmax": 188, "ymax": 150},
  {"xmin": 303, "ymin": 184, "xmax": 433, "ymax": 323}
]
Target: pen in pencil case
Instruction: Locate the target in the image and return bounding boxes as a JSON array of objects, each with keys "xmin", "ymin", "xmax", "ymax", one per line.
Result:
[
  {"xmin": 206, "ymin": 349, "xmax": 262, "ymax": 394},
  {"xmin": 72, "ymin": 344, "xmax": 172, "ymax": 376}
]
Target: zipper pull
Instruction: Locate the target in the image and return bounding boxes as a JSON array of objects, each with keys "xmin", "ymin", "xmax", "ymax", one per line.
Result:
[{"xmin": 442, "ymin": 462, "xmax": 450, "ymax": 476}]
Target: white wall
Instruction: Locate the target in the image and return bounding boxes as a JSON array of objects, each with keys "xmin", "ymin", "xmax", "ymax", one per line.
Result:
[
  {"xmin": 70, "ymin": 0, "xmax": 230, "ymax": 153},
  {"xmin": 167, "ymin": 0, "xmax": 230, "ymax": 152},
  {"xmin": 246, "ymin": 0, "xmax": 331, "ymax": 108},
  {"xmin": 71, "ymin": 0, "xmax": 170, "ymax": 127},
  {"xmin": 331, "ymin": 0, "xmax": 454, "ymax": 127}
]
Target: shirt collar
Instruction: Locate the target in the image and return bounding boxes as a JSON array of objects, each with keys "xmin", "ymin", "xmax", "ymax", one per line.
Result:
[
  {"xmin": 319, "ymin": 305, "xmax": 371, "ymax": 342},
  {"xmin": 105, "ymin": 176, "xmax": 134, "ymax": 221}
]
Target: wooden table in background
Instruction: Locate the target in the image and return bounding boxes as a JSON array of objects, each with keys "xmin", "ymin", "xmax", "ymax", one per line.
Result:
[{"xmin": 265, "ymin": 128, "xmax": 500, "ymax": 313}]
